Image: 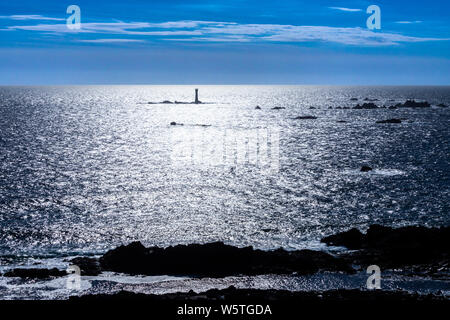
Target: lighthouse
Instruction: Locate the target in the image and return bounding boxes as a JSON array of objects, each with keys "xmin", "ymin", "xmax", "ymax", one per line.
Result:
[{"xmin": 195, "ymin": 88, "xmax": 200, "ymax": 104}]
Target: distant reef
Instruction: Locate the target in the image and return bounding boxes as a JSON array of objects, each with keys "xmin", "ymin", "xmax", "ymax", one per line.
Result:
[{"xmin": 328, "ymin": 99, "xmax": 449, "ymax": 110}]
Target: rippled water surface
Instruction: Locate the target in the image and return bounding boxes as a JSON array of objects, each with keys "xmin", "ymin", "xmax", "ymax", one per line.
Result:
[{"xmin": 0, "ymin": 86, "xmax": 449, "ymax": 260}]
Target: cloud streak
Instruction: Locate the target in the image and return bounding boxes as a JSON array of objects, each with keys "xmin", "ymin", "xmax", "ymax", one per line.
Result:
[
  {"xmin": 395, "ymin": 21, "xmax": 423, "ymax": 24},
  {"xmin": 4, "ymin": 20, "xmax": 449, "ymax": 46},
  {"xmin": 329, "ymin": 7, "xmax": 362, "ymax": 12},
  {"xmin": 78, "ymin": 39, "xmax": 146, "ymax": 43},
  {"xmin": 0, "ymin": 14, "xmax": 64, "ymax": 21}
]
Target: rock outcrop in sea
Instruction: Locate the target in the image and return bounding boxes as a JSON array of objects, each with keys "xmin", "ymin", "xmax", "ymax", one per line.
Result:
[
  {"xmin": 292, "ymin": 116, "xmax": 317, "ymax": 120},
  {"xmin": 3, "ymin": 268, "xmax": 67, "ymax": 279},
  {"xmin": 376, "ymin": 118, "xmax": 402, "ymax": 124},
  {"xmin": 353, "ymin": 103, "xmax": 378, "ymax": 109},
  {"xmin": 393, "ymin": 100, "xmax": 431, "ymax": 108},
  {"xmin": 321, "ymin": 225, "xmax": 450, "ymax": 271},
  {"xmin": 360, "ymin": 166, "xmax": 373, "ymax": 172},
  {"xmin": 98, "ymin": 241, "xmax": 353, "ymax": 277}
]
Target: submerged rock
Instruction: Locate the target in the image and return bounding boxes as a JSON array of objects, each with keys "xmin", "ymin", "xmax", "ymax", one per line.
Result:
[
  {"xmin": 350, "ymin": 98, "xmax": 358, "ymax": 101},
  {"xmin": 360, "ymin": 166, "xmax": 373, "ymax": 172},
  {"xmin": 99, "ymin": 241, "xmax": 353, "ymax": 277},
  {"xmin": 437, "ymin": 103, "xmax": 448, "ymax": 108},
  {"xmin": 364, "ymin": 98, "xmax": 379, "ymax": 102},
  {"xmin": 353, "ymin": 103, "xmax": 378, "ymax": 109},
  {"xmin": 3, "ymin": 268, "xmax": 66, "ymax": 279},
  {"xmin": 292, "ymin": 116, "xmax": 317, "ymax": 120},
  {"xmin": 376, "ymin": 119, "xmax": 402, "ymax": 124}
]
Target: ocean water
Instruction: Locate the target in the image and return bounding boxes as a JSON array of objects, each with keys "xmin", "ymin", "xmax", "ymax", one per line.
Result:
[{"xmin": 0, "ymin": 86, "xmax": 449, "ymax": 293}]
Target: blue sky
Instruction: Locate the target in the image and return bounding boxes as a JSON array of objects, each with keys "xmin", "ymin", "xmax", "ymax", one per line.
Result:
[{"xmin": 1, "ymin": 0, "xmax": 449, "ymax": 84}]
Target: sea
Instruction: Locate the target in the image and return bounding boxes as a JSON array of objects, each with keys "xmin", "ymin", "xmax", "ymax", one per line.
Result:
[{"xmin": 0, "ymin": 85, "xmax": 449, "ymax": 299}]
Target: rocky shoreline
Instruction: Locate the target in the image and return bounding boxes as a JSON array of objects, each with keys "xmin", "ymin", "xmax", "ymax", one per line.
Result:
[
  {"xmin": 1, "ymin": 224, "xmax": 448, "ymax": 303},
  {"xmin": 322, "ymin": 224, "xmax": 449, "ymax": 278},
  {"xmin": 71, "ymin": 286, "xmax": 448, "ymax": 304},
  {"xmin": 2, "ymin": 225, "xmax": 448, "ymax": 279}
]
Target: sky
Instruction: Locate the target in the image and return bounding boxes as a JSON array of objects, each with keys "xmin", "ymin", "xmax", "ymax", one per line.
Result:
[{"xmin": 0, "ymin": 0, "xmax": 449, "ymax": 85}]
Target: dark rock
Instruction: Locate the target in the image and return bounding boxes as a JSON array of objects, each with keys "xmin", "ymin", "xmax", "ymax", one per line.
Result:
[
  {"xmin": 360, "ymin": 166, "xmax": 373, "ymax": 172},
  {"xmin": 255, "ymin": 106, "xmax": 261, "ymax": 110},
  {"xmin": 3, "ymin": 268, "xmax": 66, "ymax": 279},
  {"xmin": 337, "ymin": 120, "xmax": 347, "ymax": 123},
  {"xmin": 321, "ymin": 225, "xmax": 450, "ymax": 269},
  {"xmin": 161, "ymin": 100, "xmax": 173, "ymax": 104},
  {"xmin": 350, "ymin": 98, "xmax": 358, "ymax": 101},
  {"xmin": 364, "ymin": 98, "xmax": 379, "ymax": 102},
  {"xmin": 70, "ymin": 257, "xmax": 101, "ymax": 276},
  {"xmin": 353, "ymin": 103, "xmax": 378, "ymax": 109},
  {"xmin": 99, "ymin": 241, "xmax": 353, "ymax": 277},
  {"xmin": 170, "ymin": 122, "xmax": 183, "ymax": 126},
  {"xmin": 376, "ymin": 119, "xmax": 402, "ymax": 124},
  {"xmin": 321, "ymin": 228, "xmax": 364, "ymax": 249},
  {"xmin": 292, "ymin": 116, "xmax": 317, "ymax": 120},
  {"xmin": 309, "ymin": 106, "xmax": 316, "ymax": 109},
  {"xmin": 437, "ymin": 103, "xmax": 448, "ymax": 108},
  {"xmin": 392, "ymin": 100, "xmax": 431, "ymax": 108},
  {"xmin": 101, "ymin": 241, "xmax": 148, "ymax": 275},
  {"xmin": 193, "ymin": 124, "xmax": 211, "ymax": 127},
  {"xmin": 272, "ymin": 107, "xmax": 285, "ymax": 110}
]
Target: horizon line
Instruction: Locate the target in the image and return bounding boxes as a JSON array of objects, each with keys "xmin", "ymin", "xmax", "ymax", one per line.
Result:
[{"xmin": 1, "ymin": 83, "xmax": 450, "ymax": 86}]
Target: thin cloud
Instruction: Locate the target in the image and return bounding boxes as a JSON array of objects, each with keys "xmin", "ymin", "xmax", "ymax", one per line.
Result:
[
  {"xmin": 329, "ymin": 7, "xmax": 362, "ymax": 12},
  {"xmin": 0, "ymin": 14, "xmax": 64, "ymax": 21},
  {"xmin": 6, "ymin": 21, "xmax": 216, "ymax": 35},
  {"xmin": 5, "ymin": 20, "xmax": 449, "ymax": 46},
  {"xmin": 78, "ymin": 39, "xmax": 146, "ymax": 43},
  {"xmin": 395, "ymin": 21, "xmax": 423, "ymax": 24}
]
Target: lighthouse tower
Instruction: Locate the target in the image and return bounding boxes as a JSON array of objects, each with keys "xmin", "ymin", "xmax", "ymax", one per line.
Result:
[{"xmin": 195, "ymin": 88, "xmax": 200, "ymax": 104}]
